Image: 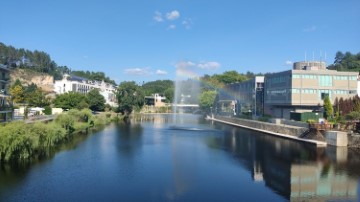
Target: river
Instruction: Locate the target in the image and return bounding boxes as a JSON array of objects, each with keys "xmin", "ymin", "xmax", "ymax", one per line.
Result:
[{"xmin": 0, "ymin": 114, "xmax": 359, "ymax": 201}]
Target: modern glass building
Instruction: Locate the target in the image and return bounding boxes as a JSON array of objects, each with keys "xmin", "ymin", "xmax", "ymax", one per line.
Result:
[
  {"xmin": 218, "ymin": 76, "xmax": 264, "ymax": 116},
  {"xmin": 264, "ymin": 61, "xmax": 358, "ymax": 119}
]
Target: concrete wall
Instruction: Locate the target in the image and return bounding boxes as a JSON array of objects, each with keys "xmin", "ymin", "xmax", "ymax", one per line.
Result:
[
  {"xmin": 216, "ymin": 116, "xmax": 308, "ymax": 137},
  {"xmin": 325, "ymin": 131, "xmax": 348, "ymax": 147}
]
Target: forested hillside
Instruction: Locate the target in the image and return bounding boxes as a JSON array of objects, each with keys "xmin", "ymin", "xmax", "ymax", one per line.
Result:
[{"xmin": 0, "ymin": 42, "xmax": 114, "ymax": 83}]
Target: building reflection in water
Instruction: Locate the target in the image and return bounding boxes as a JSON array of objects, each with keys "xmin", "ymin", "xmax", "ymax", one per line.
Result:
[{"xmin": 209, "ymin": 124, "xmax": 359, "ymax": 201}]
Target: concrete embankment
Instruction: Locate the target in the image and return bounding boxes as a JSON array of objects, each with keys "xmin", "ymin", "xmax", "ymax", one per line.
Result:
[{"xmin": 208, "ymin": 116, "xmax": 327, "ymax": 147}]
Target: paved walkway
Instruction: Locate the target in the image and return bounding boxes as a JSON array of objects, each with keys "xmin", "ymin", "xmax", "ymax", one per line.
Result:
[{"xmin": 207, "ymin": 116, "xmax": 327, "ymax": 147}]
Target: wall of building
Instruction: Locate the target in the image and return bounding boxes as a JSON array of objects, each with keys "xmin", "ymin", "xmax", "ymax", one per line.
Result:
[{"xmin": 264, "ymin": 64, "xmax": 358, "ymax": 118}]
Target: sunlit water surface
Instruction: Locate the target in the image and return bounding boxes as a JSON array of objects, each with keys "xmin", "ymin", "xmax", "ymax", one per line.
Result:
[{"xmin": 1, "ymin": 114, "xmax": 359, "ymax": 202}]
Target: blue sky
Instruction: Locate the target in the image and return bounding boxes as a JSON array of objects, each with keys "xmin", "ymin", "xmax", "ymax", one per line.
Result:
[{"xmin": 1, "ymin": 0, "xmax": 359, "ymax": 84}]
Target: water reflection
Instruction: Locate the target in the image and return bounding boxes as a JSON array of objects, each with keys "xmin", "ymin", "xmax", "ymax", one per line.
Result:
[{"xmin": 210, "ymin": 124, "xmax": 359, "ymax": 201}]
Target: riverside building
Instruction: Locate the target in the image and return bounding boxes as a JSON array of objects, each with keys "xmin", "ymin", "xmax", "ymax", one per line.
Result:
[
  {"xmin": 0, "ymin": 64, "xmax": 13, "ymax": 122},
  {"xmin": 264, "ymin": 61, "xmax": 358, "ymax": 119},
  {"xmin": 54, "ymin": 74, "xmax": 118, "ymax": 107},
  {"xmin": 218, "ymin": 76, "xmax": 264, "ymax": 116}
]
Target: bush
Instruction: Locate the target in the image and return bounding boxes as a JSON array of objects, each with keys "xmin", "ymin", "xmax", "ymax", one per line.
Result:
[{"xmin": 44, "ymin": 106, "xmax": 52, "ymax": 115}]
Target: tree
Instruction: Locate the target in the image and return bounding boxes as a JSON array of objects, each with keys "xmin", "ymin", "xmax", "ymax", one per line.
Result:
[
  {"xmin": 212, "ymin": 70, "xmax": 248, "ymax": 85},
  {"xmin": 323, "ymin": 96, "xmax": 333, "ymax": 119},
  {"xmin": 26, "ymin": 88, "xmax": 50, "ymax": 107},
  {"xmin": 199, "ymin": 91, "xmax": 217, "ymax": 112},
  {"xmin": 53, "ymin": 92, "xmax": 88, "ymax": 110},
  {"xmin": 116, "ymin": 81, "xmax": 144, "ymax": 115},
  {"xmin": 87, "ymin": 89, "xmax": 106, "ymax": 111},
  {"xmin": 9, "ymin": 84, "xmax": 25, "ymax": 103}
]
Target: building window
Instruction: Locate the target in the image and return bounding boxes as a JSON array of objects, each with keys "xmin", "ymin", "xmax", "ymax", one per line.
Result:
[{"xmin": 318, "ymin": 75, "xmax": 333, "ymax": 87}]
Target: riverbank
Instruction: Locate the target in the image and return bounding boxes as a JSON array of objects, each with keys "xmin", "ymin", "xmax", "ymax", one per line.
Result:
[
  {"xmin": 208, "ymin": 115, "xmax": 327, "ymax": 147},
  {"xmin": 0, "ymin": 109, "xmax": 121, "ymax": 163}
]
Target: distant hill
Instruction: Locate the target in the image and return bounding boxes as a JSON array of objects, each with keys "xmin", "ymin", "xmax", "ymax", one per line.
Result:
[
  {"xmin": 0, "ymin": 42, "xmax": 116, "ymax": 84},
  {"xmin": 327, "ymin": 51, "xmax": 360, "ymax": 72}
]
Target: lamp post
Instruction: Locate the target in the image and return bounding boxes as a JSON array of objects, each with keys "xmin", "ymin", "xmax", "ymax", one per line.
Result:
[{"xmin": 210, "ymin": 106, "xmax": 213, "ymax": 119}]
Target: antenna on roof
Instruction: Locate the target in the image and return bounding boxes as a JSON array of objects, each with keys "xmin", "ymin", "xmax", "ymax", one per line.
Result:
[
  {"xmin": 312, "ymin": 51, "xmax": 315, "ymax": 61},
  {"xmin": 305, "ymin": 51, "xmax": 307, "ymax": 62},
  {"xmin": 320, "ymin": 50, "xmax": 322, "ymax": 62},
  {"xmin": 325, "ymin": 52, "xmax": 327, "ymax": 62}
]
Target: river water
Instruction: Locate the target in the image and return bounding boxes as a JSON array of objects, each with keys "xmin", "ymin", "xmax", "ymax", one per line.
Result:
[{"xmin": 0, "ymin": 114, "xmax": 359, "ymax": 201}]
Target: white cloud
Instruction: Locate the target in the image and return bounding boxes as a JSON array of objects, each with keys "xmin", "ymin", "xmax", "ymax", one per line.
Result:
[
  {"xmin": 285, "ymin": 60, "xmax": 293, "ymax": 66},
  {"xmin": 175, "ymin": 61, "xmax": 196, "ymax": 69},
  {"xmin": 124, "ymin": 67, "xmax": 151, "ymax": 75},
  {"xmin": 182, "ymin": 18, "xmax": 193, "ymax": 29},
  {"xmin": 175, "ymin": 61, "xmax": 220, "ymax": 70},
  {"xmin": 166, "ymin": 10, "xmax": 180, "ymax": 20},
  {"xmin": 153, "ymin": 11, "xmax": 163, "ymax": 22},
  {"xmin": 197, "ymin": 62, "xmax": 221, "ymax": 70},
  {"xmin": 167, "ymin": 24, "xmax": 176, "ymax": 30},
  {"xmin": 303, "ymin": 25, "xmax": 317, "ymax": 32},
  {"xmin": 156, "ymin": 69, "xmax": 168, "ymax": 75}
]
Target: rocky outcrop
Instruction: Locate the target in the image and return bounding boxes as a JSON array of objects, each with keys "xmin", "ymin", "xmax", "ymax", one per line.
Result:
[{"xmin": 10, "ymin": 69, "xmax": 54, "ymax": 93}]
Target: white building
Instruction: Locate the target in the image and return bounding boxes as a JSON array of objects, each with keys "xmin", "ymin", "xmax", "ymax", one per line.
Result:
[{"xmin": 54, "ymin": 74, "xmax": 118, "ymax": 107}]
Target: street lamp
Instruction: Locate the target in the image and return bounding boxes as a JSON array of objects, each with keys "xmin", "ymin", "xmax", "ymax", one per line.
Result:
[{"xmin": 210, "ymin": 107, "xmax": 213, "ymax": 118}]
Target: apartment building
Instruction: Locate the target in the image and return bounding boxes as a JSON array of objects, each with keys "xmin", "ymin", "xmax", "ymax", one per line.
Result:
[
  {"xmin": 265, "ymin": 61, "xmax": 358, "ymax": 119},
  {"xmin": 54, "ymin": 74, "xmax": 118, "ymax": 107},
  {"xmin": 0, "ymin": 64, "xmax": 12, "ymax": 122}
]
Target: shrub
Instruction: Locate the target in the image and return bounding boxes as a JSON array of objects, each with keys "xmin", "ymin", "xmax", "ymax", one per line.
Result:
[{"xmin": 44, "ymin": 106, "xmax": 52, "ymax": 115}]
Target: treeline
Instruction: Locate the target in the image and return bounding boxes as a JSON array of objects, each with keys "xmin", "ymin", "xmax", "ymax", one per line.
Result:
[
  {"xmin": 0, "ymin": 42, "xmax": 114, "ymax": 83},
  {"xmin": 328, "ymin": 51, "xmax": 360, "ymax": 72},
  {"xmin": 71, "ymin": 70, "xmax": 116, "ymax": 85}
]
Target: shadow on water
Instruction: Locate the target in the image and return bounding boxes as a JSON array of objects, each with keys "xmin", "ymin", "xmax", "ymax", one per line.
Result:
[
  {"xmin": 207, "ymin": 123, "xmax": 360, "ymax": 201},
  {"xmin": 114, "ymin": 121, "xmax": 143, "ymax": 158}
]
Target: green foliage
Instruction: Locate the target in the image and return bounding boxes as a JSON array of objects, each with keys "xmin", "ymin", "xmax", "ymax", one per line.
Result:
[
  {"xmin": 212, "ymin": 71, "xmax": 248, "ymax": 85},
  {"xmin": 328, "ymin": 51, "xmax": 360, "ymax": 71},
  {"xmin": 53, "ymin": 92, "xmax": 88, "ymax": 110},
  {"xmin": 142, "ymin": 80, "xmax": 174, "ymax": 100},
  {"xmin": 346, "ymin": 111, "xmax": 360, "ymax": 121},
  {"xmin": 44, "ymin": 106, "xmax": 52, "ymax": 115},
  {"xmin": 55, "ymin": 113, "xmax": 75, "ymax": 133},
  {"xmin": 71, "ymin": 70, "xmax": 116, "ymax": 85},
  {"xmin": 87, "ymin": 89, "xmax": 106, "ymax": 111},
  {"xmin": 323, "ymin": 96, "xmax": 333, "ymax": 119},
  {"xmin": 0, "ymin": 121, "xmax": 67, "ymax": 162},
  {"xmin": 0, "ymin": 108, "xmax": 115, "ymax": 162},
  {"xmin": 0, "ymin": 42, "xmax": 59, "ymax": 76},
  {"xmin": 9, "ymin": 81, "xmax": 50, "ymax": 107},
  {"xmin": 199, "ymin": 91, "xmax": 217, "ymax": 112},
  {"xmin": 116, "ymin": 81, "xmax": 145, "ymax": 115}
]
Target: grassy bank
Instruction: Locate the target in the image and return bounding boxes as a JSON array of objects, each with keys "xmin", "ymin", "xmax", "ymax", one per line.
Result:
[{"xmin": 0, "ymin": 109, "xmax": 121, "ymax": 163}]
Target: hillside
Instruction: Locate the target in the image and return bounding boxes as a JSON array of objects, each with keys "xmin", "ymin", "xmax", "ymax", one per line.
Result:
[{"xmin": 10, "ymin": 69, "xmax": 54, "ymax": 93}]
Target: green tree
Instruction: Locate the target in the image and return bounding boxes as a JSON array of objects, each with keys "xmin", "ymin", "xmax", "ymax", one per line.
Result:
[
  {"xmin": 87, "ymin": 89, "xmax": 106, "ymax": 111},
  {"xmin": 9, "ymin": 83, "xmax": 25, "ymax": 103},
  {"xmin": 164, "ymin": 87, "xmax": 174, "ymax": 103},
  {"xmin": 199, "ymin": 90, "xmax": 217, "ymax": 112},
  {"xmin": 26, "ymin": 88, "xmax": 50, "ymax": 107},
  {"xmin": 323, "ymin": 96, "xmax": 333, "ymax": 119},
  {"xmin": 116, "ymin": 81, "xmax": 144, "ymax": 115},
  {"xmin": 212, "ymin": 70, "xmax": 248, "ymax": 85},
  {"xmin": 53, "ymin": 92, "xmax": 88, "ymax": 110}
]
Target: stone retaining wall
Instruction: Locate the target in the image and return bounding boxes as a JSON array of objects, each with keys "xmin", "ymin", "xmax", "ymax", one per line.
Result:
[{"xmin": 216, "ymin": 116, "xmax": 308, "ymax": 137}]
